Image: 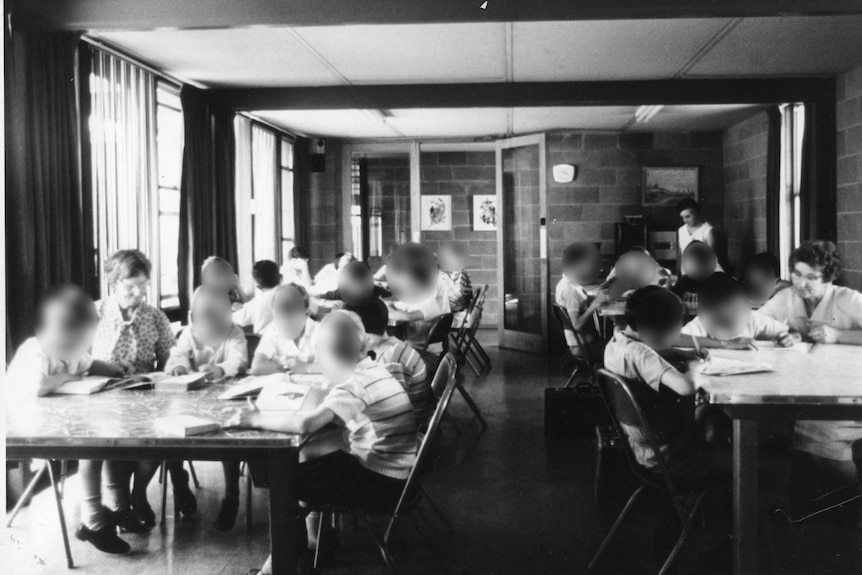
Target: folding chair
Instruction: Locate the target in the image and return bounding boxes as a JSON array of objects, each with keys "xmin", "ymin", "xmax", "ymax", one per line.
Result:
[
  {"xmin": 6, "ymin": 460, "xmax": 73, "ymax": 568},
  {"xmin": 552, "ymin": 304, "xmax": 598, "ymax": 388},
  {"xmin": 451, "ymin": 305, "xmax": 489, "ymax": 376},
  {"xmin": 589, "ymin": 369, "xmax": 711, "ymax": 575},
  {"xmin": 311, "ymin": 353, "xmax": 461, "ymax": 574},
  {"xmin": 417, "ymin": 313, "xmax": 454, "ymax": 360}
]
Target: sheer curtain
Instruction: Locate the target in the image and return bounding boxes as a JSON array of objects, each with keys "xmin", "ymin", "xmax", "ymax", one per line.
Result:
[
  {"xmin": 251, "ymin": 125, "xmax": 278, "ymax": 262},
  {"xmin": 89, "ymin": 48, "xmax": 157, "ymax": 297},
  {"xmin": 234, "ymin": 115, "xmax": 254, "ymax": 294}
]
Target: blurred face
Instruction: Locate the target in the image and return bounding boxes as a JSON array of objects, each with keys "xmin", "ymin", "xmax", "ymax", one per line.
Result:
[
  {"xmin": 191, "ymin": 294, "xmax": 232, "ymax": 346},
  {"xmin": 40, "ymin": 302, "xmax": 97, "ymax": 361},
  {"xmin": 682, "ymin": 253, "xmax": 715, "ymax": 282},
  {"xmin": 113, "ymin": 273, "xmax": 149, "ymax": 310},
  {"xmin": 273, "ymin": 286, "xmax": 309, "ymax": 340},
  {"xmin": 744, "ymin": 268, "xmax": 778, "ymax": 305},
  {"xmin": 437, "ymin": 247, "xmax": 463, "ymax": 272},
  {"xmin": 791, "ymin": 261, "xmax": 829, "ymax": 301},
  {"xmin": 201, "ymin": 263, "xmax": 235, "ymax": 292},
  {"xmin": 338, "ymin": 268, "xmax": 373, "ymax": 305},
  {"xmin": 680, "ymin": 208, "xmax": 700, "ymax": 227},
  {"xmin": 315, "ymin": 315, "xmax": 362, "ymax": 385},
  {"xmin": 699, "ymin": 296, "xmax": 751, "ymax": 339}
]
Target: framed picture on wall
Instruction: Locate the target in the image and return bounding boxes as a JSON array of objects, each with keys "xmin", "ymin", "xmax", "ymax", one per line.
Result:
[
  {"xmin": 642, "ymin": 167, "xmax": 699, "ymax": 207},
  {"xmin": 472, "ymin": 194, "xmax": 498, "ymax": 231},
  {"xmin": 420, "ymin": 195, "xmax": 453, "ymax": 231}
]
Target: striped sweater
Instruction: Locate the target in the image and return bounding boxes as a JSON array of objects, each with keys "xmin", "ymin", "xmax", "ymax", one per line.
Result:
[
  {"xmin": 371, "ymin": 336, "xmax": 434, "ymax": 426},
  {"xmin": 321, "ymin": 359, "xmax": 419, "ymax": 480}
]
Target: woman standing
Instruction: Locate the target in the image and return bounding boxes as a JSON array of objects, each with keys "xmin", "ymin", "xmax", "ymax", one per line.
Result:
[
  {"xmin": 676, "ymin": 198, "xmax": 716, "ymax": 257},
  {"xmin": 89, "ymin": 250, "xmax": 196, "ymax": 531}
]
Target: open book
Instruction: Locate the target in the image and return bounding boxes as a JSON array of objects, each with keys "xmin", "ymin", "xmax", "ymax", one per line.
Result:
[
  {"xmin": 751, "ymin": 341, "xmax": 813, "ymax": 352},
  {"xmin": 701, "ymin": 356, "xmax": 774, "ymax": 377},
  {"xmin": 255, "ymin": 381, "xmax": 328, "ymax": 413},
  {"xmin": 54, "ymin": 374, "xmax": 152, "ymax": 395},
  {"xmin": 218, "ymin": 373, "xmax": 290, "ymax": 400}
]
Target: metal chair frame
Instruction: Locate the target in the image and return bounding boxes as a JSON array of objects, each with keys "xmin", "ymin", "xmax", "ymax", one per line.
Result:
[{"xmin": 552, "ymin": 304, "xmax": 599, "ymax": 388}]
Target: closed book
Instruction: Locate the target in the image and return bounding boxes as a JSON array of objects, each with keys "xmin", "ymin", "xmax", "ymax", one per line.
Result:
[
  {"xmin": 154, "ymin": 415, "xmax": 220, "ymax": 437},
  {"xmin": 154, "ymin": 372, "xmax": 208, "ymax": 392},
  {"xmin": 218, "ymin": 373, "xmax": 290, "ymax": 400}
]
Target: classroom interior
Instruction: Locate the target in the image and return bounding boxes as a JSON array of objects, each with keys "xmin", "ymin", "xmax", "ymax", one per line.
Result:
[{"xmin": 4, "ymin": 2, "xmax": 862, "ymax": 575}]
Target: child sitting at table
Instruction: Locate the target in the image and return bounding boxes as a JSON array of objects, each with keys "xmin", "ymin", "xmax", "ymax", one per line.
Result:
[
  {"xmin": 678, "ymin": 273, "xmax": 798, "ymax": 350},
  {"xmin": 355, "ymin": 298, "xmax": 433, "ymax": 426},
  {"xmin": 233, "ymin": 259, "xmax": 282, "ymax": 334},
  {"xmin": 672, "ymin": 241, "xmax": 722, "ymax": 307},
  {"xmin": 316, "ymin": 260, "xmax": 390, "ymax": 309},
  {"xmin": 251, "ymin": 283, "xmax": 318, "ymax": 375},
  {"xmin": 742, "ymin": 252, "xmax": 791, "ymax": 308},
  {"xmin": 437, "ymin": 241, "xmax": 473, "ymax": 313},
  {"xmin": 201, "ymin": 255, "xmax": 245, "ymax": 310},
  {"xmin": 554, "ymin": 242, "xmax": 607, "ymax": 358},
  {"xmin": 386, "ymin": 243, "xmax": 450, "ymax": 348},
  {"xmin": 228, "ymin": 310, "xmax": 418, "ymax": 571},
  {"xmin": 166, "ymin": 286, "xmax": 249, "ymax": 379}
]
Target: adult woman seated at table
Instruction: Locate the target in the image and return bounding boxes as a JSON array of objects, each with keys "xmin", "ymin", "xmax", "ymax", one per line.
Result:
[
  {"xmin": 90, "ymin": 250, "xmax": 196, "ymax": 532},
  {"xmin": 759, "ymin": 240, "xmax": 862, "ymax": 522}
]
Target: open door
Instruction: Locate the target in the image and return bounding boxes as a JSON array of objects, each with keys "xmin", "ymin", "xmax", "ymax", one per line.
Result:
[{"xmin": 496, "ymin": 134, "xmax": 548, "ymax": 354}]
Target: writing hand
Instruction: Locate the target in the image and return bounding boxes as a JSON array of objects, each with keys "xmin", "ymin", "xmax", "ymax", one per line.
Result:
[
  {"xmin": 170, "ymin": 365, "xmax": 189, "ymax": 376},
  {"xmin": 200, "ymin": 364, "xmax": 225, "ymax": 380}
]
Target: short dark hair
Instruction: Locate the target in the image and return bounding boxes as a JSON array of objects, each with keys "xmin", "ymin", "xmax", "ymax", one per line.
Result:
[
  {"xmin": 341, "ymin": 260, "xmax": 372, "ymax": 282},
  {"xmin": 35, "ymin": 283, "xmax": 98, "ymax": 333},
  {"xmin": 346, "ymin": 298, "xmax": 389, "ymax": 336},
  {"xmin": 625, "ymin": 286, "xmax": 684, "ymax": 334},
  {"xmin": 790, "ymin": 240, "xmax": 841, "ymax": 282},
  {"xmin": 105, "ymin": 249, "xmax": 152, "ymax": 284},
  {"xmin": 561, "ymin": 242, "xmax": 591, "ymax": 268},
  {"xmin": 698, "ymin": 273, "xmax": 747, "ymax": 309},
  {"xmin": 744, "ymin": 252, "xmax": 781, "ymax": 279},
  {"xmin": 289, "ymin": 246, "xmax": 307, "ymax": 260},
  {"xmin": 676, "ymin": 198, "xmax": 700, "ymax": 214},
  {"xmin": 252, "ymin": 260, "xmax": 281, "ymax": 289}
]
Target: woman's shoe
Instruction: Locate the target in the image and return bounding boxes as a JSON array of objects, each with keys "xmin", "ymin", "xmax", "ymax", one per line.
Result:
[
  {"xmin": 108, "ymin": 507, "xmax": 151, "ymax": 533},
  {"xmin": 171, "ymin": 468, "xmax": 197, "ymax": 519},
  {"xmin": 131, "ymin": 500, "xmax": 157, "ymax": 528},
  {"xmin": 75, "ymin": 523, "xmax": 131, "ymax": 554},
  {"xmin": 214, "ymin": 497, "xmax": 239, "ymax": 531}
]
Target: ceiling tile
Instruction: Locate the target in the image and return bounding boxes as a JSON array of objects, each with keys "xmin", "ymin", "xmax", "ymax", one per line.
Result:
[
  {"xmin": 254, "ymin": 110, "xmax": 398, "ymax": 138},
  {"xmin": 386, "ymin": 108, "xmax": 509, "ymax": 138},
  {"xmin": 512, "ymin": 19, "xmax": 732, "ymax": 81},
  {"xmin": 513, "ymin": 106, "xmax": 635, "ymax": 133},
  {"xmin": 626, "ymin": 104, "xmax": 765, "ymax": 132}
]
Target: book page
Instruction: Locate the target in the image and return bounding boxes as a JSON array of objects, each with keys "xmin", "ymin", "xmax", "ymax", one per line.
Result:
[{"xmin": 701, "ymin": 356, "xmax": 774, "ymax": 377}]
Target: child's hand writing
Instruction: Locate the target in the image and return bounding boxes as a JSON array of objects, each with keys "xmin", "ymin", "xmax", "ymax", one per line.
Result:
[
  {"xmin": 170, "ymin": 365, "xmax": 189, "ymax": 376},
  {"xmin": 226, "ymin": 397, "xmax": 260, "ymax": 429},
  {"xmin": 201, "ymin": 364, "xmax": 225, "ymax": 380},
  {"xmin": 775, "ymin": 332, "xmax": 797, "ymax": 348}
]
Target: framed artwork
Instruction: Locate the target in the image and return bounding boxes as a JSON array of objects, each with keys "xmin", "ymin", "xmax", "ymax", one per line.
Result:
[
  {"xmin": 472, "ymin": 194, "xmax": 497, "ymax": 231},
  {"xmin": 642, "ymin": 167, "xmax": 699, "ymax": 207},
  {"xmin": 420, "ymin": 195, "xmax": 452, "ymax": 231}
]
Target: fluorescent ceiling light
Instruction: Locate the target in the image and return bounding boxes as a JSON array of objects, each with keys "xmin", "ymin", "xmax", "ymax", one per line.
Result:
[{"xmin": 635, "ymin": 104, "xmax": 664, "ymax": 123}]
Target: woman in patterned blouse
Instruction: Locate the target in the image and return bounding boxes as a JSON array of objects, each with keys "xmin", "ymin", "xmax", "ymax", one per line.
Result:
[{"xmin": 88, "ymin": 250, "xmax": 195, "ymax": 536}]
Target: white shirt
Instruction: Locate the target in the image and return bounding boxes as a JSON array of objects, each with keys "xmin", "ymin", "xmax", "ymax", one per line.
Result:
[
  {"xmin": 6, "ymin": 337, "xmax": 94, "ymax": 396},
  {"xmin": 681, "ymin": 311, "xmax": 788, "ymax": 340},
  {"xmin": 555, "ymin": 277, "xmax": 589, "ymax": 347},
  {"xmin": 232, "ymin": 288, "xmax": 277, "ymax": 334},
  {"xmin": 255, "ymin": 317, "xmax": 319, "ymax": 364},
  {"xmin": 677, "ymin": 221, "xmax": 714, "ymax": 256},
  {"xmin": 164, "ymin": 324, "xmax": 249, "ymax": 377},
  {"xmin": 282, "ymin": 258, "xmax": 311, "ymax": 287}
]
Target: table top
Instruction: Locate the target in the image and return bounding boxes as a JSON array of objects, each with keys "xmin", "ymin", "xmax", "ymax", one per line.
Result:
[
  {"xmin": 700, "ymin": 346, "xmax": 862, "ymax": 407},
  {"xmin": 5, "ymin": 379, "xmax": 302, "ymax": 451}
]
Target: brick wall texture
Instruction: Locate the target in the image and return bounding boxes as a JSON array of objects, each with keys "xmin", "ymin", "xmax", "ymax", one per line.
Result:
[{"xmin": 837, "ymin": 64, "xmax": 862, "ymax": 291}]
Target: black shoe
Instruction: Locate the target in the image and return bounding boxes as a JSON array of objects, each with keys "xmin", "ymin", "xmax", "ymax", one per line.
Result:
[
  {"xmin": 131, "ymin": 500, "xmax": 156, "ymax": 528},
  {"xmin": 108, "ymin": 507, "xmax": 151, "ymax": 533},
  {"xmin": 172, "ymin": 469, "xmax": 198, "ymax": 519},
  {"xmin": 215, "ymin": 497, "xmax": 239, "ymax": 531},
  {"xmin": 75, "ymin": 523, "xmax": 131, "ymax": 554}
]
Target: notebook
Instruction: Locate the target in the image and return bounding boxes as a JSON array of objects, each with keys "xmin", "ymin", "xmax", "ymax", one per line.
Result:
[
  {"xmin": 701, "ymin": 356, "xmax": 774, "ymax": 377},
  {"xmin": 54, "ymin": 374, "xmax": 153, "ymax": 395},
  {"xmin": 255, "ymin": 381, "xmax": 328, "ymax": 413},
  {"xmin": 152, "ymin": 372, "xmax": 208, "ymax": 392},
  {"xmin": 154, "ymin": 415, "xmax": 221, "ymax": 437}
]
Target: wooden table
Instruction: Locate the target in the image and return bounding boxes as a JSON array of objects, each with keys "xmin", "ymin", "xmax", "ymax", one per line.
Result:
[
  {"xmin": 699, "ymin": 346, "xmax": 862, "ymax": 575},
  {"xmin": 5, "ymin": 382, "xmax": 303, "ymax": 575}
]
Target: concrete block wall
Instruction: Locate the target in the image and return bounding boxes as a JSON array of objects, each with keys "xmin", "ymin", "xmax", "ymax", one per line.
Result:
[
  {"xmin": 837, "ymin": 64, "xmax": 862, "ymax": 291},
  {"xmin": 306, "ymin": 141, "xmax": 342, "ymax": 275},
  {"xmin": 723, "ymin": 112, "xmax": 769, "ymax": 271}
]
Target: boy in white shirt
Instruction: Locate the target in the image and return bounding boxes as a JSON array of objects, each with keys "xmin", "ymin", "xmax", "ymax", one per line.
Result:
[
  {"xmin": 251, "ymin": 283, "xmax": 319, "ymax": 375},
  {"xmin": 677, "ymin": 274, "xmax": 798, "ymax": 350},
  {"xmin": 232, "ymin": 260, "xmax": 282, "ymax": 334},
  {"xmin": 554, "ymin": 242, "xmax": 607, "ymax": 357}
]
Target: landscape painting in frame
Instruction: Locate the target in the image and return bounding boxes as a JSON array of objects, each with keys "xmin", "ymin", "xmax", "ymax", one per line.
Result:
[
  {"xmin": 642, "ymin": 167, "xmax": 699, "ymax": 207},
  {"xmin": 472, "ymin": 194, "xmax": 497, "ymax": 231},
  {"xmin": 420, "ymin": 195, "xmax": 452, "ymax": 231}
]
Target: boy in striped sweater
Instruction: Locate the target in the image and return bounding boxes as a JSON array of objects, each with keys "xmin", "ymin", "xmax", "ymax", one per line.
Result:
[{"xmin": 228, "ymin": 310, "xmax": 418, "ymax": 569}]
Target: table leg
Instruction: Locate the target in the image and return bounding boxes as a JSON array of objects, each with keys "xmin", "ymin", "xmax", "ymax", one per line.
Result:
[
  {"xmin": 733, "ymin": 419, "xmax": 759, "ymax": 575},
  {"xmin": 268, "ymin": 449, "xmax": 299, "ymax": 575}
]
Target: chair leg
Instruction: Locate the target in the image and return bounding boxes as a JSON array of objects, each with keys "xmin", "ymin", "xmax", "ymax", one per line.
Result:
[
  {"xmin": 313, "ymin": 511, "xmax": 327, "ymax": 570},
  {"xmin": 6, "ymin": 462, "xmax": 49, "ymax": 527},
  {"xmin": 564, "ymin": 364, "xmax": 582, "ymax": 389},
  {"xmin": 358, "ymin": 514, "xmax": 397, "ymax": 575},
  {"xmin": 456, "ymin": 382, "xmax": 488, "ymax": 430},
  {"xmin": 59, "ymin": 460, "xmax": 68, "ymax": 498},
  {"xmin": 160, "ymin": 461, "xmax": 169, "ymax": 525},
  {"xmin": 46, "ymin": 461, "xmax": 74, "ymax": 569},
  {"xmin": 187, "ymin": 461, "xmax": 200, "ymax": 488},
  {"xmin": 246, "ymin": 471, "xmax": 253, "ymax": 531},
  {"xmin": 658, "ymin": 494, "xmax": 706, "ymax": 575},
  {"xmin": 589, "ymin": 485, "xmax": 645, "ymax": 570}
]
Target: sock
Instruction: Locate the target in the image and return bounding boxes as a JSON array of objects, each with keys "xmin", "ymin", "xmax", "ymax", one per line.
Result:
[{"xmin": 81, "ymin": 495, "xmax": 107, "ymax": 531}]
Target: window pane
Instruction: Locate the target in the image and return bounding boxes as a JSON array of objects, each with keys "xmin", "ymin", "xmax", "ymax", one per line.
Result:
[
  {"xmin": 281, "ymin": 139, "xmax": 294, "ymax": 169},
  {"xmin": 157, "ymin": 106, "xmax": 183, "ymax": 189},
  {"xmin": 159, "ymin": 187, "xmax": 181, "ymax": 214},
  {"xmin": 281, "ymin": 169, "xmax": 295, "ymax": 243},
  {"xmin": 159, "ymin": 213, "xmax": 180, "ymax": 298}
]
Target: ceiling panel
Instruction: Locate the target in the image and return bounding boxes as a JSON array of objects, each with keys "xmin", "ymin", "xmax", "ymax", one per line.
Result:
[
  {"xmin": 688, "ymin": 16, "xmax": 862, "ymax": 76},
  {"xmin": 513, "ymin": 106, "xmax": 635, "ymax": 132},
  {"xmin": 626, "ymin": 104, "xmax": 765, "ymax": 132},
  {"xmin": 386, "ymin": 108, "xmax": 509, "ymax": 138},
  {"xmin": 512, "ymin": 19, "xmax": 732, "ymax": 81},
  {"xmin": 295, "ymin": 23, "xmax": 508, "ymax": 84},
  {"xmin": 254, "ymin": 110, "xmax": 399, "ymax": 139},
  {"xmin": 92, "ymin": 28, "xmax": 343, "ymax": 87}
]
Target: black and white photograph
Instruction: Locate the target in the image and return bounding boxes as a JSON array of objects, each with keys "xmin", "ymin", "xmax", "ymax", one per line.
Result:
[{"xmin": 3, "ymin": 2, "xmax": 862, "ymax": 575}]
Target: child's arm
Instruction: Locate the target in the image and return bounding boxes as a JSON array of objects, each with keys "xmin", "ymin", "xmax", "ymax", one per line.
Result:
[
  {"xmin": 250, "ymin": 351, "xmax": 286, "ymax": 375},
  {"xmin": 89, "ymin": 360, "xmax": 125, "ymax": 378},
  {"xmin": 206, "ymin": 330, "xmax": 248, "ymax": 378},
  {"xmin": 567, "ymin": 290, "xmax": 608, "ymax": 332},
  {"xmin": 659, "ymin": 368, "xmax": 697, "ymax": 397},
  {"xmin": 227, "ymin": 398, "xmax": 336, "ymax": 434},
  {"xmin": 164, "ymin": 331, "xmax": 194, "ymax": 376},
  {"xmin": 35, "ymin": 373, "xmax": 80, "ymax": 397},
  {"xmin": 386, "ymin": 307, "xmax": 424, "ymax": 322},
  {"xmin": 675, "ymin": 334, "xmax": 757, "ymax": 350}
]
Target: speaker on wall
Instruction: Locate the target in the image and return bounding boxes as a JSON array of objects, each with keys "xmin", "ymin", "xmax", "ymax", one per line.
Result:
[{"xmin": 311, "ymin": 138, "xmax": 326, "ymax": 172}]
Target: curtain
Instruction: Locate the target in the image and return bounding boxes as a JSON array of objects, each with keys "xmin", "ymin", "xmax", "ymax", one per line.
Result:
[
  {"xmin": 234, "ymin": 115, "xmax": 254, "ymax": 294},
  {"xmin": 177, "ymin": 85, "xmax": 237, "ymax": 318},
  {"xmin": 799, "ymin": 100, "xmax": 838, "ymax": 243},
  {"xmin": 292, "ymin": 136, "xmax": 310, "ymax": 256},
  {"xmin": 251, "ymin": 125, "xmax": 278, "ymax": 262},
  {"xmin": 5, "ymin": 30, "xmax": 94, "ymax": 360},
  {"xmin": 765, "ymin": 106, "xmax": 782, "ymax": 256},
  {"xmin": 88, "ymin": 47, "xmax": 158, "ymax": 298}
]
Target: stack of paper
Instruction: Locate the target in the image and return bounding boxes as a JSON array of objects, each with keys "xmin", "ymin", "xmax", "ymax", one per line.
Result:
[{"xmin": 154, "ymin": 415, "xmax": 220, "ymax": 437}]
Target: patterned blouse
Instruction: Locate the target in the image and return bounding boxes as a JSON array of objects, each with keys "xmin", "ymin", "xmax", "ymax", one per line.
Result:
[{"xmin": 92, "ymin": 296, "xmax": 175, "ymax": 374}]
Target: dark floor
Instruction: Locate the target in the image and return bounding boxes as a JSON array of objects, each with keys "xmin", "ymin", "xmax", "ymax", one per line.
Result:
[{"xmin": 4, "ymin": 334, "xmax": 862, "ymax": 574}]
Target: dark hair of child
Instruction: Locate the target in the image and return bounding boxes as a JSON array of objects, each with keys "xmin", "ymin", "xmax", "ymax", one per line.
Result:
[
  {"xmin": 697, "ymin": 273, "xmax": 746, "ymax": 309},
  {"xmin": 346, "ymin": 298, "xmax": 389, "ymax": 337},
  {"xmin": 624, "ymin": 285, "xmax": 685, "ymax": 334},
  {"xmin": 744, "ymin": 252, "xmax": 781, "ymax": 279},
  {"xmin": 252, "ymin": 260, "xmax": 281, "ymax": 289}
]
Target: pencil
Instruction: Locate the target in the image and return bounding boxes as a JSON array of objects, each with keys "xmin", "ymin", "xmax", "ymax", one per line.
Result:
[{"xmin": 692, "ymin": 335, "xmax": 702, "ymax": 356}]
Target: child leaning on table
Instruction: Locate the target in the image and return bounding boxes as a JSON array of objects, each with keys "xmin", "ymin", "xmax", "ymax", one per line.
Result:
[
  {"xmin": 228, "ymin": 310, "xmax": 418, "ymax": 573},
  {"xmin": 677, "ymin": 273, "xmax": 800, "ymax": 350},
  {"xmin": 7, "ymin": 284, "xmax": 124, "ymax": 397},
  {"xmin": 165, "ymin": 286, "xmax": 248, "ymax": 380},
  {"xmin": 250, "ymin": 283, "xmax": 319, "ymax": 375},
  {"xmin": 554, "ymin": 242, "xmax": 607, "ymax": 358}
]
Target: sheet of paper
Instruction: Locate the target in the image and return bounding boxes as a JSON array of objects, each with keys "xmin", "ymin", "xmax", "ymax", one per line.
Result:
[
  {"xmin": 701, "ymin": 356, "xmax": 774, "ymax": 376},
  {"xmin": 751, "ymin": 341, "xmax": 812, "ymax": 352}
]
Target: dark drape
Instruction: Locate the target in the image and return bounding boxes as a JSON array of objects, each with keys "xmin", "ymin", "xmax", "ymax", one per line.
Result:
[
  {"xmin": 5, "ymin": 29, "xmax": 95, "ymax": 360},
  {"xmin": 765, "ymin": 106, "xmax": 782, "ymax": 255},
  {"xmin": 292, "ymin": 136, "xmax": 310, "ymax": 254},
  {"xmin": 177, "ymin": 85, "xmax": 237, "ymax": 318},
  {"xmin": 799, "ymin": 98, "xmax": 838, "ymax": 243}
]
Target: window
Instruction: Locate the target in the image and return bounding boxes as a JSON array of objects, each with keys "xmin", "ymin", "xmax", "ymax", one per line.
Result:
[
  {"xmin": 778, "ymin": 103, "xmax": 805, "ymax": 278},
  {"xmin": 279, "ymin": 137, "xmax": 296, "ymax": 261},
  {"xmin": 154, "ymin": 83, "xmax": 183, "ymax": 309}
]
